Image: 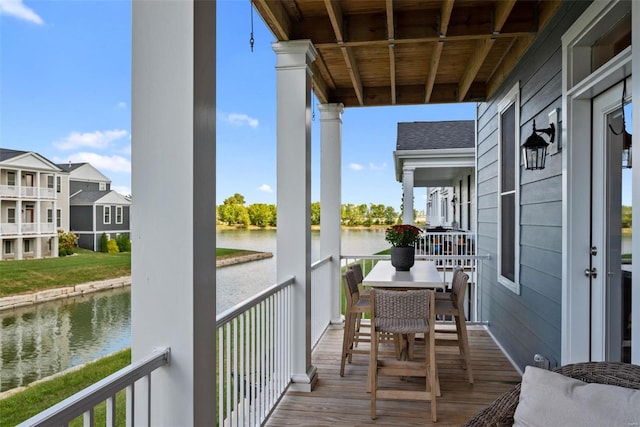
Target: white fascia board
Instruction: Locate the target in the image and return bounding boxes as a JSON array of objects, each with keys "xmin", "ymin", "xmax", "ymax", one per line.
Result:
[
  {"xmin": 1, "ymin": 152, "xmax": 63, "ymax": 172},
  {"xmin": 396, "ymin": 148, "xmax": 476, "ymax": 168},
  {"xmin": 95, "ymin": 191, "xmax": 132, "ymax": 205}
]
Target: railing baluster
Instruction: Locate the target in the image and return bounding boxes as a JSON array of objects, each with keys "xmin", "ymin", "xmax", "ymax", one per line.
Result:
[
  {"xmin": 106, "ymin": 395, "xmax": 116, "ymax": 427},
  {"xmin": 126, "ymin": 383, "xmax": 134, "ymax": 427},
  {"xmin": 83, "ymin": 408, "xmax": 94, "ymax": 427}
]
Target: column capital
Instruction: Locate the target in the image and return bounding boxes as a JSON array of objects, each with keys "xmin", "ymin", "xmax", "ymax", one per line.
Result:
[
  {"xmin": 318, "ymin": 103, "xmax": 344, "ymax": 120},
  {"xmin": 272, "ymin": 39, "xmax": 317, "ymax": 67},
  {"xmin": 403, "ymin": 166, "xmax": 416, "ymax": 174}
]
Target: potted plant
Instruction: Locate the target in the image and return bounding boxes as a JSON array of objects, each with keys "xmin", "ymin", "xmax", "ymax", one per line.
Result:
[{"xmin": 385, "ymin": 224, "xmax": 422, "ymax": 271}]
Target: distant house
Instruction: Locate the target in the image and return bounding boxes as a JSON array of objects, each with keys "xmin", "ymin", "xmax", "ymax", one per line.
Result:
[
  {"xmin": 57, "ymin": 163, "xmax": 131, "ymax": 251},
  {"xmin": 393, "ymin": 120, "xmax": 476, "ymax": 230},
  {"xmin": 0, "ymin": 149, "xmax": 70, "ymax": 260}
]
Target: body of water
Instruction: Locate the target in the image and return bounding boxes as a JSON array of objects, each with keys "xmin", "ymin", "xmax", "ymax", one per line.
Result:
[{"xmin": 1, "ymin": 228, "xmax": 388, "ymax": 392}]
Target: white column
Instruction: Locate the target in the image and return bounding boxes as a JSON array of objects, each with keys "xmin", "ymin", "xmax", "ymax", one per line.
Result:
[
  {"xmin": 319, "ymin": 103, "xmax": 344, "ymax": 325},
  {"xmin": 273, "ymin": 39, "xmax": 318, "ymax": 392},
  {"xmin": 402, "ymin": 167, "xmax": 415, "ymax": 224},
  {"xmin": 631, "ymin": 0, "xmax": 640, "ymax": 365},
  {"xmin": 132, "ymin": 1, "xmax": 216, "ymax": 425}
]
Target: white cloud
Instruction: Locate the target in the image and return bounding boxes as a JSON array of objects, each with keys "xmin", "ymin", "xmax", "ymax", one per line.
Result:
[
  {"xmin": 222, "ymin": 112, "xmax": 259, "ymax": 128},
  {"xmin": 349, "ymin": 163, "xmax": 364, "ymax": 171},
  {"xmin": 117, "ymin": 101, "xmax": 127, "ymax": 109},
  {"xmin": 0, "ymin": 0, "xmax": 44, "ymax": 25},
  {"xmin": 369, "ymin": 162, "xmax": 388, "ymax": 170},
  {"xmin": 54, "ymin": 129, "xmax": 129, "ymax": 151},
  {"xmin": 258, "ymin": 184, "xmax": 273, "ymax": 193},
  {"xmin": 62, "ymin": 152, "xmax": 131, "ymax": 173}
]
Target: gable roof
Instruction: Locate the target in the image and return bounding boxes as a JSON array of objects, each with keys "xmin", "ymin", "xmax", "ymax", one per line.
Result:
[
  {"xmin": 70, "ymin": 190, "xmax": 131, "ymax": 206},
  {"xmin": 57, "ymin": 162, "xmax": 111, "ymax": 183},
  {"xmin": 396, "ymin": 121, "xmax": 475, "ymax": 151},
  {"xmin": 0, "ymin": 148, "xmax": 64, "ymax": 172}
]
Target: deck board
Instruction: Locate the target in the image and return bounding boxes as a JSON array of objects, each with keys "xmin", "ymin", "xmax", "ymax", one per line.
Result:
[{"xmin": 266, "ymin": 325, "xmax": 521, "ymax": 426}]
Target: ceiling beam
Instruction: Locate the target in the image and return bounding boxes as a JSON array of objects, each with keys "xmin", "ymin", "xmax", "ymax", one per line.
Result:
[
  {"xmin": 324, "ymin": 0, "xmax": 364, "ymax": 105},
  {"xmin": 440, "ymin": 0, "xmax": 455, "ymax": 36},
  {"xmin": 252, "ymin": 0, "xmax": 291, "ymax": 40},
  {"xmin": 313, "ymin": 29, "xmax": 533, "ymax": 49},
  {"xmin": 457, "ymin": 0, "xmax": 516, "ymax": 101},
  {"xmin": 486, "ymin": 0, "xmax": 562, "ymax": 98},
  {"xmin": 425, "ymin": 0, "xmax": 454, "ymax": 103},
  {"xmin": 324, "ymin": 0, "xmax": 344, "ymax": 42},
  {"xmin": 386, "ymin": 0, "xmax": 396, "ymax": 104},
  {"xmin": 458, "ymin": 38, "xmax": 494, "ymax": 101},
  {"xmin": 424, "ymin": 42, "xmax": 443, "ymax": 103},
  {"xmin": 341, "ymin": 47, "xmax": 364, "ymax": 105}
]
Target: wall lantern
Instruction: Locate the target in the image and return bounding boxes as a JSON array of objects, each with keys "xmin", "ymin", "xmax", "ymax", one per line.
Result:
[
  {"xmin": 523, "ymin": 119, "xmax": 555, "ymax": 170},
  {"xmin": 609, "ymin": 79, "xmax": 632, "ymax": 169}
]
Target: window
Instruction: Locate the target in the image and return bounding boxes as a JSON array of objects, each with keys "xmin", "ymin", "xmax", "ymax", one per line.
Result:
[
  {"xmin": 497, "ymin": 83, "xmax": 520, "ymax": 293},
  {"xmin": 56, "ymin": 209, "xmax": 61, "ymax": 227},
  {"xmin": 24, "ymin": 239, "xmax": 32, "ymax": 253},
  {"xmin": 99, "ymin": 182, "xmax": 107, "ymax": 191},
  {"xmin": 7, "ymin": 172, "xmax": 15, "ymax": 186},
  {"xmin": 116, "ymin": 206, "xmax": 123, "ymax": 224},
  {"xmin": 47, "ymin": 209, "xmax": 53, "ymax": 223},
  {"xmin": 56, "ymin": 176, "xmax": 61, "ymax": 193},
  {"xmin": 4, "ymin": 240, "xmax": 13, "ymax": 255},
  {"xmin": 104, "ymin": 206, "xmax": 111, "ymax": 224},
  {"xmin": 7, "ymin": 208, "xmax": 15, "ymax": 224},
  {"xmin": 47, "ymin": 175, "xmax": 54, "ymax": 189}
]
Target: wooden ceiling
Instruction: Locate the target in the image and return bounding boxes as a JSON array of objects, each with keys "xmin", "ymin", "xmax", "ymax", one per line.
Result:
[{"xmin": 252, "ymin": 0, "xmax": 562, "ymax": 107}]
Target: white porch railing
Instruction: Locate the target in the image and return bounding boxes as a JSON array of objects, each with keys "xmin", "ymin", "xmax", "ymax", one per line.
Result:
[
  {"xmin": 216, "ymin": 277, "xmax": 295, "ymax": 427},
  {"xmin": 311, "ymin": 255, "xmax": 332, "ymax": 348},
  {"xmin": 21, "ymin": 223, "xmax": 37, "ymax": 234},
  {"xmin": 16, "ymin": 347, "xmax": 171, "ymax": 427}
]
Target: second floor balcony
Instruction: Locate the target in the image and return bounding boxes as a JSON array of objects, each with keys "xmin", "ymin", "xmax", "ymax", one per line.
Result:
[{"xmin": 0, "ymin": 185, "xmax": 56, "ymax": 200}]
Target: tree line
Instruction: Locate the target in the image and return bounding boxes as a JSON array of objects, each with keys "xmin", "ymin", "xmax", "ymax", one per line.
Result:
[{"xmin": 217, "ymin": 193, "xmax": 401, "ymax": 227}]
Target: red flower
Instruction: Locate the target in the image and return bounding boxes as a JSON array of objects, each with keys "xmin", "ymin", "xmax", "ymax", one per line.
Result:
[{"xmin": 385, "ymin": 224, "xmax": 422, "ymax": 247}]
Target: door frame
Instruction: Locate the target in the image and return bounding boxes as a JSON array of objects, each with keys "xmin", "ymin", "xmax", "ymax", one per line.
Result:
[{"xmin": 562, "ymin": 0, "xmax": 635, "ymax": 364}]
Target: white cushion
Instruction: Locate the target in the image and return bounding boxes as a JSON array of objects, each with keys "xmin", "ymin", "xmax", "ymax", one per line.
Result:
[{"xmin": 513, "ymin": 366, "xmax": 640, "ymax": 427}]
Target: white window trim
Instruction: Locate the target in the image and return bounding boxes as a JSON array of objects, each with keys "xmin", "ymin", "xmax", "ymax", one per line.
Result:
[
  {"xmin": 116, "ymin": 206, "xmax": 123, "ymax": 224},
  {"xmin": 104, "ymin": 206, "xmax": 111, "ymax": 224},
  {"xmin": 497, "ymin": 82, "xmax": 521, "ymax": 294},
  {"xmin": 47, "ymin": 208, "xmax": 53, "ymax": 223},
  {"xmin": 4, "ymin": 240, "xmax": 13, "ymax": 255},
  {"xmin": 7, "ymin": 171, "xmax": 16, "ymax": 186}
]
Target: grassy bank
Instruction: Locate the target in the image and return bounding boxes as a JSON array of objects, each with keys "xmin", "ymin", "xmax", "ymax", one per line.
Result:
[
  {"xmin": 0, "ymin": 248, "xmax": 259, "ymax": 297},
  {"xmin": 0, "ymin": 349, "xmax": 131, "ymax": 427}
]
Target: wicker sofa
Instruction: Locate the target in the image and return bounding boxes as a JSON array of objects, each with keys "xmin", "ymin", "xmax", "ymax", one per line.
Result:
[{"xmin": 462, "ymin": 362, "xmax": 640, "ymax": 426}]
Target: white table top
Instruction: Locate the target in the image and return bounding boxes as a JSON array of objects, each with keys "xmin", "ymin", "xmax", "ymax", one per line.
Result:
[{"xmin": 363, "ymin": 260, "xmax": 445, "ymax": 289}]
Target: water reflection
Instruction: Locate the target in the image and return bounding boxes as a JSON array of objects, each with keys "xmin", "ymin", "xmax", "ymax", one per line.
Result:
[
  {"xmin": 0, "ymin": 287, "xmax": 130, "ymax": 392},
  {"xmin": 1, "ymin": 228, "xmax": 389, "ymax": 392}
]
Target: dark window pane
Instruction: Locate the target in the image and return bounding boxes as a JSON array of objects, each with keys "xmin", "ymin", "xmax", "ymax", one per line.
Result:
[
  {"xmin": 501, "ymin": 103, "xmax": 516, "ymax": 192},
  {"xmin": 501, "ymin": 193, "xmax": 515, "ymax": 281}
]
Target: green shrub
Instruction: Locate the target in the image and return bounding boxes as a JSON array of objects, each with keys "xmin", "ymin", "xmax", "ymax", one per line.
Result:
[
  {"xmin": 116, "ymin": 233, "xmax": 131, "ymax": 252},
  {"xmin": 57, "ymin": 230, "xmax": 78, "ymax": 256},
  {"xmin": 100, "ymin": 233, "xmax": 108, "ymax": 253},
  {"xmin": 106, "ymin": 239, "xmax": 119, "ymax": 254}
]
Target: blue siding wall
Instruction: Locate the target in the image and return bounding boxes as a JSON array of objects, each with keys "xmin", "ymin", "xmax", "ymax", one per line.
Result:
[{"xmin": 476, "ymin": 1, "xmax": 590, "ymax": 370}]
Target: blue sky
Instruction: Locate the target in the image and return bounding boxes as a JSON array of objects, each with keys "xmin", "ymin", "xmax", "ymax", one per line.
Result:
[{"xmin": 1, "ymin": 0, "xmax": 476, "ymax": 209}]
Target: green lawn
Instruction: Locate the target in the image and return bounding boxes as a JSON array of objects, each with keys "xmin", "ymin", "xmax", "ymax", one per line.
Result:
[
  {"xmin": 0, "ymin": 248, "xmax": 261, "ymax": 297},
  {"xmin": 0, "ymin": 349, "xmax": 131, "ymax": 427}
]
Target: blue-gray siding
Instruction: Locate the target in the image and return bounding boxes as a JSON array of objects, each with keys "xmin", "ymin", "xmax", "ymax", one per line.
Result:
[
  {"xmin": 70, "ymin": 181, "xmax": 109, "ymax": 193},
  {"xmin": 476, "ymin": 1, "xmax": 590, "ymax": 370}
]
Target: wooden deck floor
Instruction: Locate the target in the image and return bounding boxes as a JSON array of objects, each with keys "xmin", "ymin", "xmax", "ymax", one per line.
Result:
[{"xmin": 266, "ymin": 325, "xmax": 521, "ymax": 426}]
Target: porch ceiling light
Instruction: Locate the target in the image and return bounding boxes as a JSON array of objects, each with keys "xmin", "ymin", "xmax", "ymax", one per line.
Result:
[
  {"xmin": 523, "ymin": 119, "xmax": 555, "ymax": 170},
  {"xmin": 609, "ymin": 79, "xmax": 632, "ymax": 169}
]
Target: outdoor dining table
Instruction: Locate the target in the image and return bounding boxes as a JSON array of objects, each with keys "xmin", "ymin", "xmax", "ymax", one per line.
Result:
[{"xmin": 363, "ymin": 260, "xmax": 446, "ymax": 290}]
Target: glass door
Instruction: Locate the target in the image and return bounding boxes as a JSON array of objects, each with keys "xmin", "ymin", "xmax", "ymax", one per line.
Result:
[{"xmin": 591, "ymin": 79, "xmax": 632, "ymax": 362}]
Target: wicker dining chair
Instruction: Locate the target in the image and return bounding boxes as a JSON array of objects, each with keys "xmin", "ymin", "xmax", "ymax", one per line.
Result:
[
  {"xmin": 369, "ymin": 288, "xmax": 439, "ymax": 422},
  {"xmin": 340, "ymin": 269, "xmax": 371, "ymax": 376},
  {"xmin": 462, "ymin": 361, "xmax": 640, "ymax": 426},
  {"xmin": 435, "ymin": 267, "xmax": 473, "ymax": 383}
]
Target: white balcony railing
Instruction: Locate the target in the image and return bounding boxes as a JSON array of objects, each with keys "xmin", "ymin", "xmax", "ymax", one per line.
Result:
[
  {"xmin": 0, "ymin": 223, "xmax": 19, "ymax": 235},
  {"xmin": 16, "ymin": 347, "xmax": 171, "ymax": 427},
  {"xmin": 40, "ymin": 223, "xmax": 55, "ymax": 234},
  {"xmin": 21, "ymin": 223, "xmax": 37, "ymax": 234},
  {"xmin": 216, "ymin": 277, "xmax": 295, "ymax": 427},
  {"xmin": 0, "ymin": 186, "xmax": 56, "ymax": 199},
  {"xmin": 0, "ymin": 185, "xmax": 19, "ymax": 197}
]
